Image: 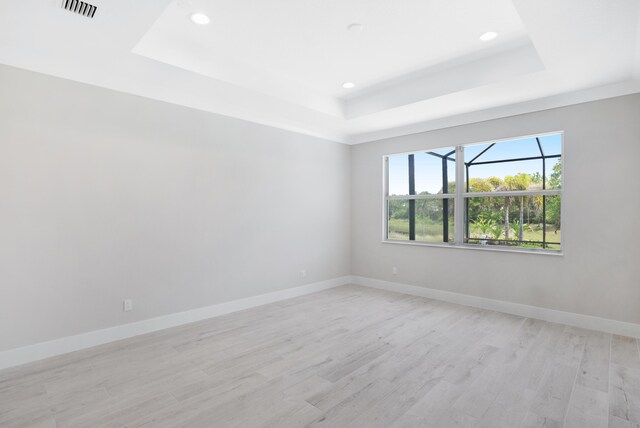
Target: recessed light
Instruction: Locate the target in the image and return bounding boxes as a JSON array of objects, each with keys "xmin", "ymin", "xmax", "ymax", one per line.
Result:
[
  {"xmin": 479, "ymin": 31, "xmax": 498, "ymax": 42},
  {"xmin": 190, "ymin": 12, "xmax": 210, "ymax": 25},
  {"xmin": 342, "ymin": 82, "xmax": 355, "ymax": 89},
  {"xmin": 347, "ymin": 23, "xmax": 364, "ymax": 33}
]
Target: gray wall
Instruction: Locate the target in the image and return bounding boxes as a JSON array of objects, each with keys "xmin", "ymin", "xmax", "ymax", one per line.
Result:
[
  {"xmin": 2, "ymin": 63, "xmax": 639, "ymax": 354},
  {"xmin": 0, "ymin": 65, "xmax": 351, "ymax": 352},
  {"xmin": 352, "ymin": 94, "xmax": 640, "ymax": 325}
]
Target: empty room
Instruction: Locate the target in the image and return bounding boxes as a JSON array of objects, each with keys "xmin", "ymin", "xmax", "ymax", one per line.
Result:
[{"xmin": 1, "ymin": 0, "xmax": 640, "ymax": 427}]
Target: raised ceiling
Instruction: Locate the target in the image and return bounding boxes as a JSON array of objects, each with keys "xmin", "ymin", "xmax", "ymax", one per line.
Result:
[{"xmin": 1, "ymin": 0, "xmax": 639, "ymax": 144}]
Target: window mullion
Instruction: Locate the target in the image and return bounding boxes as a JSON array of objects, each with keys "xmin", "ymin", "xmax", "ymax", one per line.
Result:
[
  {"xmin": 387, "ymin": 194, "xmax": 451, "ymax": 200},
  {"xmin": 463, "ymin": 189, "xmax": 560, "ymax": 198},
  {"xmin": 454, "ymin": 145, "xmax": 464, "ymax": 245},
  {"xmin": 383, "ymin": 156, "xmax": 389, "ymax": 242},
  {"xmin": 408, "ymin": 154, "xmax": 416, "ymax": 241}
]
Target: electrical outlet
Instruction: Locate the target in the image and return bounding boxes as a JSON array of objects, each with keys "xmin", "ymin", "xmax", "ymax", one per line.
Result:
[
  {"xmin": 123, "ymin": 299, "xmax": 133, "ymax": 312},
  {"xmin": 392, "ymin": 267, "xmax": 398, "ymax": 275},
  {"xmin": 299, "ymin": 269, "xmax": 307, "ymax": 278}
]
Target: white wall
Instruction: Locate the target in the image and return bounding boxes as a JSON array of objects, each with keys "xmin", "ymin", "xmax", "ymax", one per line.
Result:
[
  {"xmin": 0, "ymin": 65, "xmax": 351, "ymax": 352},
  {"xmin": 351, "ymin": 94, "xmax": 640, "ymax": 325},
  {"xmin": 2, "ymin": 61, "xmax": 639, "ymax": 358}
]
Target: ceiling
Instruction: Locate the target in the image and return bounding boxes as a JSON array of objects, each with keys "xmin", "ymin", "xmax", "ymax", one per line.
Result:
[{"xmin": 1, "ymin": 0, "xmax": 639, "ymax": 144}]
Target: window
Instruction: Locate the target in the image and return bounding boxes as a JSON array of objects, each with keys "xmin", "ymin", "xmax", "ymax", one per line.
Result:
[{"xmin": 384, "ymin": 133, "xmax": 562, "ymax": 252}]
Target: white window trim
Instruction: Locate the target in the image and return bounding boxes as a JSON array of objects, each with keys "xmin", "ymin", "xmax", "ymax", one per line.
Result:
[
  {"xmin": 382, "ymin": 132, "xmax": 564, "ymax": 255},
  {"xmin": 454, "ymin": 144, "xmax": 464, "ymax": 246}
]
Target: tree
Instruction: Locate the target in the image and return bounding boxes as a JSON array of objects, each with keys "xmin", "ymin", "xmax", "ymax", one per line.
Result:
[
  {"xmin": 529, "ymin": 172, "xmax": 542, "ymax": 184},
  {"xmin": 549, "ymin": 159, "xmax": 562, "ymax": 190},
  {"xmin": 547, "ymin": 195, "xmax": 561, "ymax": 231},
  {"xmin": 487, "ymin": 176, "xmax": 503, "ymax": 190},
  {"xmin": 467, "ymin": 178, "xmax": 493, "ymax": 223},
  {"xmin": 473, "ymin": 217, "xmax": 494, "ymax": 236},
  {"xmin": 527, "ymin": 173, "xmax": 543, "ymax": 223},
  {"xmin": 469, "ymin": 178, "xmax": 493, "ymax": 193},
  {"xmin": 389, "ymin": 200, "xmax": 408, "ymax": 219},
  {"xmin": 547, "ymin": 160, "xmax": 562, "ymax": 230},
  {"xmin": 503, "ymin": 173, "xmax": 532, "ymax": 241}
]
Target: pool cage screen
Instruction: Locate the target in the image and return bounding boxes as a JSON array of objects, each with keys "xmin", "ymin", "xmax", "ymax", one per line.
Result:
[{"xmin": 400, "ymin": 137, "xmax": 561, "ymax": 249}]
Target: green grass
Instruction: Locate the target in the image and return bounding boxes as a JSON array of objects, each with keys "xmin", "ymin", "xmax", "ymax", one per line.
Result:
[
  {"xmin": 468, "ymin": 223, "xmax": 561, "ymax": 250},
  {"xmin": 388, "ymin": 218, "xmax": 561, "ymax": 249},
  {"xmin": 388, "ymin": 218, "xmax": 454, "ymax": 243}
]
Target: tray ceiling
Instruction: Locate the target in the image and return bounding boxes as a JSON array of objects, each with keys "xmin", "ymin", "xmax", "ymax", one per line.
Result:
[{"xmin": 1, "ymin": 0, "xmax": 639, "ymax": 143}]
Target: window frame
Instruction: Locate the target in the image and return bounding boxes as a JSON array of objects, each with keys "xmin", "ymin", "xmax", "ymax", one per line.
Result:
[{"xmin": 382, "ymin": 131, "xmax": 564, "ymax": 255}]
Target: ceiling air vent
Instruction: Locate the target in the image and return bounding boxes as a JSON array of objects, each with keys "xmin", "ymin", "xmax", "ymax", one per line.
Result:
[{"xmin": 61, "ymin": 0, "xmax": 98, "ymax": 18}]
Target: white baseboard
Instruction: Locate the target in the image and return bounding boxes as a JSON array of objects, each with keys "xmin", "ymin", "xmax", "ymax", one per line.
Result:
[
  {"xmin": 0, "ymin": 276, "xmax": 351, "ymax": 370},
  {"xmin": 352, "ymin": 275, "xmax": 640, "ymax": 339},
  {"xmin": 4, "ymin": 274, "xmax": 637, "ymax": 371}
]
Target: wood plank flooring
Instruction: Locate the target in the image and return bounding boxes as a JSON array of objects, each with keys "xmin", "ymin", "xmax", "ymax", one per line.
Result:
[{"xmin": 1, "ymin": 285, "xmax": 639, "ymax": 428}]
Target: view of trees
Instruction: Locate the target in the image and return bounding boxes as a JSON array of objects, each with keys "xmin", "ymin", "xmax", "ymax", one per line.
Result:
[
  {"xmin": 388, "ymin": 198, "xmax": 455, "ymax": 243},
  {"xmin": 388, "ymin": 159, "xmax": 562, "ymax": 249},
  {"xmin": 467, "ymin": 159, "xmax": 561, "ymax": 249}
]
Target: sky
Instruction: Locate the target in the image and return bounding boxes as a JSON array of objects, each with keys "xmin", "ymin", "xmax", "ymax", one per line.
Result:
[{"xmin": 388, "ymin": 133, "xmax": 562, "ymax": 195}]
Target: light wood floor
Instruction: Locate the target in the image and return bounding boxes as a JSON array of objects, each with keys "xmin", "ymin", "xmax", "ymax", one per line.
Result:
[{"xmin": 1, "ymin": 285, "xmax": 639, "ymax": 428}]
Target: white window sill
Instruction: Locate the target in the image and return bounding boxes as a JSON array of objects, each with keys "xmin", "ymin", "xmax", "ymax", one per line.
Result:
[{"xmin": 382, "ymin": 239, "xmax": 563, "ymax": 256}]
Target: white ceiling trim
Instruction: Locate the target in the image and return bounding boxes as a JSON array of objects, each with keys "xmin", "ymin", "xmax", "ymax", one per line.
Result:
[
  {"xmin": 348, "ymin": 79, "xmax": 640, "ymax": 145},
  {"xmin": 133, "ymin": 25, "xmax": 347, "ymax": 119},
  {"xmin": 0, "ymin": 0, "xmax": 639, "ymax": 145},
  {"xmin": 345, "ymin": 39, "xmax": 544, "ymax": 119}
]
